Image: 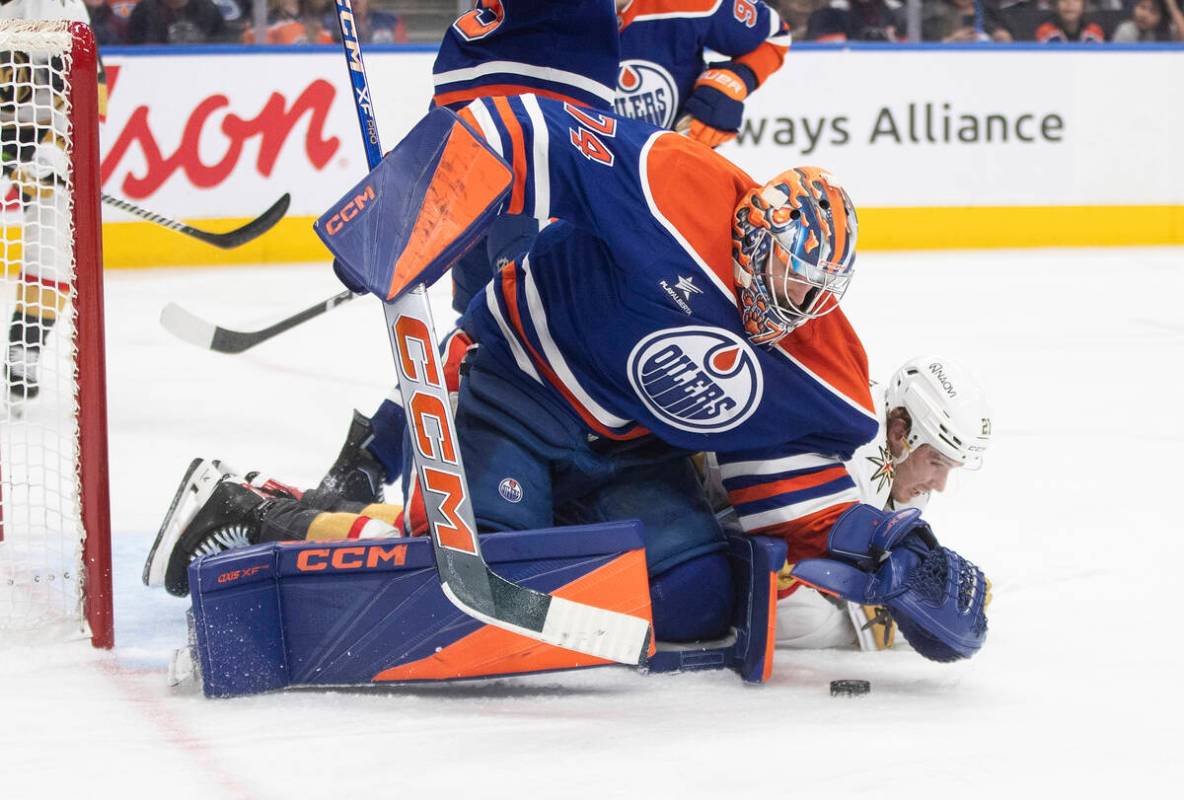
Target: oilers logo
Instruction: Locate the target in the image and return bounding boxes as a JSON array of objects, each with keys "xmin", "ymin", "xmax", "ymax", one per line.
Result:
[
  {"xmin": 627, "ymin": 327, "xmax": 764, "ymax": 433},
  {"xmin": 498, "ymin": 478, "xmax": 524, "ymax": 503},
  {"xmin": 614, "ymin": 60, "xmax": 678, "ymax": 129}
]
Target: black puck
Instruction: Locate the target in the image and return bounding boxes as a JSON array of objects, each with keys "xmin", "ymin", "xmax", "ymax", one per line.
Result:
[{"xmin": 830, "ymin": 679, "xmax": 870, "ymax": 697}]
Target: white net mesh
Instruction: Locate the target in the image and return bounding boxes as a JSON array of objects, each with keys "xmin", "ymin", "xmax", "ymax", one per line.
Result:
[{"xmin": 0, "ymin": 21, "xmax": 88, "ymax": 640}]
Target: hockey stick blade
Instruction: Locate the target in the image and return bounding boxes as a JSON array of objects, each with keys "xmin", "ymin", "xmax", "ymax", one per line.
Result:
[
  {"xmin": 443, "ymin": 573, "xmax": 653, "ymax": 666},
  {"xmin": 99, "ymin": 193, "xmax": 291, "ymax": 250},
  {"xmin": 160, "ymin": 290, "xmax": 358, "ymax": 354},
  {"xmin": 178, "ymin": 193, "xmax": 290, "ymax": 249}
]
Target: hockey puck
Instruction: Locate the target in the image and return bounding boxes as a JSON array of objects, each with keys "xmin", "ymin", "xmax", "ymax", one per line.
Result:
[{"xmin": 830, "ymin": 679, "xmax": 871, "ymax": 697}]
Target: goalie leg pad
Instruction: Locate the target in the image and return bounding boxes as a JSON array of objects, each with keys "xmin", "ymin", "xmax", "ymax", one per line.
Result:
[
  {"xmin": 187, "ymin": 521, "xmax": 652, "ymax": 697},
  {"xmin": 646, "ymin": 535, "xmax": 786, "ymax": 684},
  {"xmin": 648, "ymin": 551, "xmax": 732, "ymax": 642}
]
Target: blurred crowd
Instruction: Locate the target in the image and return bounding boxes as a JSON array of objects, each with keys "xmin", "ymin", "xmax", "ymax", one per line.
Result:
[
  {"xmin": 781, "ymin": 0, "xmax": 1184, "ymax": 42},
  {"xmin": 83, "ymin": 0, "xmax": 410, "ymax": 45},
  {"xmin": 83, "ymin": 0, "xmax": 1182, "ymax": 46}
]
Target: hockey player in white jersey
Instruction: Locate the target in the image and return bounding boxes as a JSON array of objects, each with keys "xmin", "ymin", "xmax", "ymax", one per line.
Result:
[
  {"xmin": 0, "ymin": 0, "xmax": 105, "ymax": 403},
  {"xmin": 775, "ymin": 355, "xmax": 992, "ymax": 650}
]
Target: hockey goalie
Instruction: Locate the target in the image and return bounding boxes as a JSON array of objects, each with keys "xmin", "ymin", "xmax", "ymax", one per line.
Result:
[{"xmin": 143, "ymin": 1, "xmax": 991, "ymax": 697}]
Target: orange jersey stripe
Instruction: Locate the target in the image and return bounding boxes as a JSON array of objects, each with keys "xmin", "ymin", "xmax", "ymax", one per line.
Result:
[
  {"xmin": 775, "ymin": 308, "xmax": 873, "ymax": 415},
  {"xmin": 619, "ymin": 0, "xmax": 721, "ymax": 29},
  {"xmin": 735, "ymin": 41, "xmax": 789, "ymax": 88},
  {"xmin": 750, "ymin": 502, "xmax": 854, "ymax": 563},
  {"xmin": 644, "ymin": 134, "xmax": 755, "ymax": 292},
  {"xmin": 728, "ymin": 465, "xmax": 850, "ymax": 506},
  {"xmin": 491, "ymin": 96, "xmax": 527, "ymax": 214}
]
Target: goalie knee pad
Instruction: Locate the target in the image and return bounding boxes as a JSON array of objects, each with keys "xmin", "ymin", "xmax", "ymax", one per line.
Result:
[{"xmin": 649, "ymin": 551, "xmax": 732, "ymax": 642}]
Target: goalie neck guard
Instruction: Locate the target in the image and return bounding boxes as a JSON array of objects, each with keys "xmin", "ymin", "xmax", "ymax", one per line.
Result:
[{"xmin": 731, "ymin": 166, "xmax": 857, "ymax": 346}]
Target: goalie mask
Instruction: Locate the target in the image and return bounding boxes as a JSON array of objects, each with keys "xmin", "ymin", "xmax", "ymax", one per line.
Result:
[{"xmin": 732, "ymin": 166, "xmax": 857, "ymax": 346}]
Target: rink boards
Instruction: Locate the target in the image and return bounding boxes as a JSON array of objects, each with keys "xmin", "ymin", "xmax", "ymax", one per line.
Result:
[{"xmin": 28, "ymin": 43, "xmax": 1184, "ymax": 266}]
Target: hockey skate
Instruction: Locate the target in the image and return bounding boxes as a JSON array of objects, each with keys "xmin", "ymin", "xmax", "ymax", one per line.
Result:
[
  {"xmin": 215, "ymin": 458, "xmax": 303, "ymax": 502},
  {"xmin": 168, "ymin": 610, "xmax": 203, "ymax": 694},
  {"xmin": 315, "ymin": 410, "xmax": 387, "ymax": 504},
  {"xmin": 848, "ymin": 602, "xmax": 896, "ymax": 651},
  {"xmin": 5, "ymin": 310, "xmax": 56, "ymax": 404},
  {"xmin": 5, "ymin": 343, "xmax": 40, "ymax": 402},
  {"xmin": 142, "ymin": 458, "xmax": 274, "ymax": 597}
]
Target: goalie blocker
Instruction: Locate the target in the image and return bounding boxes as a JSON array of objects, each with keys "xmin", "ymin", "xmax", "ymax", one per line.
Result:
[
  {"xmin": 315, "ymin": 106, "xmax": 512, "ymax": 303},
  {"xmin": 183, "ymin": 523, "xmax": 784, "ymax": 697}
]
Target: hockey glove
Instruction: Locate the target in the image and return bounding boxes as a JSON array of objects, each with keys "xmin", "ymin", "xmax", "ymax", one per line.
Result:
[
  {"xmin": 790, "ymin": 504, "xmax": 989, "ymax": 662},
  {"xmin": 679, "ymin": 63, "xmax": 757, "ymax": 148}
]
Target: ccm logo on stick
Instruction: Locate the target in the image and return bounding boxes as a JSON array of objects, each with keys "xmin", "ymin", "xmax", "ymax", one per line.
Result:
[
  {"xmin": 296, "ymin": 544, "xmax": 408, "ymax": 572},
  {"xmin": 394, "ymin": 315, "xmax": 480, "ymax": 556},
  {"xmin": 336, "ymin": 0, "xmax": 365, "ymax": 73},
  {"xmin": 324, "ymin": 185, "xmax": 375, "ymax": 235}
]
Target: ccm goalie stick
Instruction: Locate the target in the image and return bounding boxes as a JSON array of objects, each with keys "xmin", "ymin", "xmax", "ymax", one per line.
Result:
[
  {"xmin": 160, "ymin": 289, "xmax": 358, "ymax": 354},
  {"xmin": 326, "ymin": 1, "xmax": 651, "ymax": 665}
]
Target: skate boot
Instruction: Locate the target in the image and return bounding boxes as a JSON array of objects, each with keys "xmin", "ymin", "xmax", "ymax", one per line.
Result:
[
  {"xmin": 315, "ymin": 410, "xmax": 387, "ymax": 504},
  {"xmin": 5, "ymin": 310, "xmax": 55, "ymax": 403},
  {"xmin": 848, "ymin": 603, "xmax": 896, "ymax": 651},
  {"xmin": 168, "ymin": 609, "xmax": 203, "ymax": 694},
  {"xmin": 143, "ymin": 458, "xmax": 275, "ymax": 598},
  {"xmin": 210, "ymin": 458, "xmax": 302, "ymax": 501}
]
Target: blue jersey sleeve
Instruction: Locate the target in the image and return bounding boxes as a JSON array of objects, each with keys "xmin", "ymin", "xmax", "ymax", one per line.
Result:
[
  {"xmin": 434, "ymin": 0, "xmax": 620, "ymax": 111},
  {"xmin": 707, "ymin": 0, "xmax": 788, "ymax": 59}
]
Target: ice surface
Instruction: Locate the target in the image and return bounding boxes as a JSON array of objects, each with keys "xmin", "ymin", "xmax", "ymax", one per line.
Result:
[{"xmin": 3, "ymin": 248, "xmax": 1183, "ymax": 798}]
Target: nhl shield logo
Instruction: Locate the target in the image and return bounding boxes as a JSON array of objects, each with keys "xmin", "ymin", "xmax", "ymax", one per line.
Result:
[
  {"xmin": 614, "ymin": 60, "xmax": 679, "ymax": 129},
  {"xmin": 627, "ymin": 327, "xmax": 764, "ymax": 433}
]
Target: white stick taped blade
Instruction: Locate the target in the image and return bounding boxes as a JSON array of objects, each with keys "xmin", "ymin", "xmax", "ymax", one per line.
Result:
[
  {"xmin": 159, "ymin": 303, "xmax": 217, "ymax": 349},
  {"xmin": 541, "ymin": 596, "xmax": 652, "ymax": 665},
  {"xmin": 442, "ymin": 583, "xmax": 651, "ymax": 666}
]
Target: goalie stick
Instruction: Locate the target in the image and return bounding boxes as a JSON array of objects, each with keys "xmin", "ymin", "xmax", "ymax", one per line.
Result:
[
  {"xmin": 327, "ymin": 1, "xmax": 651, "ymax": 666},
  {"xmin": 160, "ymin": 289, "xmax": 358, "ymax": 354}
]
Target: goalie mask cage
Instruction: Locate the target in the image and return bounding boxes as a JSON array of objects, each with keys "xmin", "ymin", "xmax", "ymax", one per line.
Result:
[{"xmin": 0, "ymin": 21, "xmax": 111, "ymax": 648}]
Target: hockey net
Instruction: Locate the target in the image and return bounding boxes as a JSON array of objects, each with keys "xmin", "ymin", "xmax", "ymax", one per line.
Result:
[{"xmin": 0, "ymin": 21, "xmax": 110, "ymax": 647}]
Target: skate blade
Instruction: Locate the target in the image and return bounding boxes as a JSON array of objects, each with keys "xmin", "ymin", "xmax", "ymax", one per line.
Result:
[
  {"xmin": 142, "ymin": 458, "xmax": 226, "ymax": 588},
  {"xmin": 167, "ymin": 647, "xmax": 201, "ymax": 693}
]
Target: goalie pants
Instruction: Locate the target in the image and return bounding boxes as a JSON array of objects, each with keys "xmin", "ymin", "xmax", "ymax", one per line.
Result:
[{"xmin": 402, "ymin": 341, "xmax": 733, "ymax": 642}]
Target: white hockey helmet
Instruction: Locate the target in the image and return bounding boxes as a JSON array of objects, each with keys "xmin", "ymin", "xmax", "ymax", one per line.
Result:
[{"xmin": 885, "ymin": 356, "xmax": 992, "ymax": 470}]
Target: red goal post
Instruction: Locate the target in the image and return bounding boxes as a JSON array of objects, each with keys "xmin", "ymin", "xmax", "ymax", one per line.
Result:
[{"xmin": 0, "ymin": 20, "xmax": 111, "ymax": 648}]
